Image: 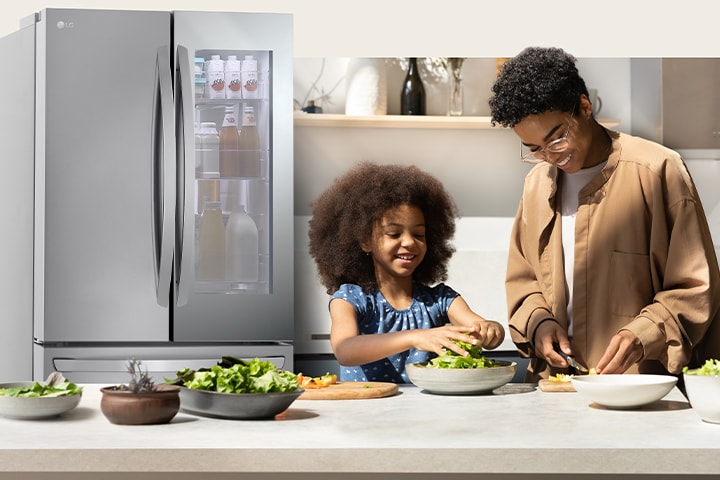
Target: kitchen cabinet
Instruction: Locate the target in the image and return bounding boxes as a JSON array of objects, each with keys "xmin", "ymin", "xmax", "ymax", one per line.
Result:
[{"xmin": 662, "ymin": 58, "xmax": 720, "ymax": 149}]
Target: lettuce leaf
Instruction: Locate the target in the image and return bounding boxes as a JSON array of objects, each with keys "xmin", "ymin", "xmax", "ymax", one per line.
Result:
[{"xmin": 426, "ymin": 339, "xmax": 497, "ymax": 369}]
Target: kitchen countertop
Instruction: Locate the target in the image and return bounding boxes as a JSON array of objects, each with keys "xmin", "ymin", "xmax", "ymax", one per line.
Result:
[{"xmin": 1, "ymin": 383, "xmax": 719, "ymax": 479}]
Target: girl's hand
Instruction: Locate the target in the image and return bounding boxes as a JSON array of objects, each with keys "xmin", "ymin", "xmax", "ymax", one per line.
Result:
[
  {"xmin": 413, "ymin": 325, "xmax": 480, "ymax": 357},
  {"xmin": 471, "ymin": 320, "xmax": 505, "ymax": 350}
]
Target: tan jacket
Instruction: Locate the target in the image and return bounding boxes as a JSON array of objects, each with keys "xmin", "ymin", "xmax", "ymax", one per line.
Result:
[{"xmin": 506, "ymin": 130, "xmax": 720, "ymax": 380}]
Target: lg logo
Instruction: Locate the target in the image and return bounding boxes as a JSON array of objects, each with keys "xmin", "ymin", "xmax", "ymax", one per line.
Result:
[{"xmin": 56, "ymin": 21, "xmax": 75, "ymax": 30}]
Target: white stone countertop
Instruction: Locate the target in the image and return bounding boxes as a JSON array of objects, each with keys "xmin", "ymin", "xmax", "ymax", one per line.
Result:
[{"xmin": 1, "ymin": 383, "xmax": 719, "ymax": 479}]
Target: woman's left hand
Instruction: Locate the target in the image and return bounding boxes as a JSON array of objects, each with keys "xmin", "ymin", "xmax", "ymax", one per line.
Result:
[{"xmin": 595, "ymin": 330, "xmax": 644, "ymax": 374}]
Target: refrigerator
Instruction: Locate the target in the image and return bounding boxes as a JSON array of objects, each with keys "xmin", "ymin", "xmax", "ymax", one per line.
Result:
[{"xmin": 0, "ymin": 8, "xmax": 294, "ymax": 383}]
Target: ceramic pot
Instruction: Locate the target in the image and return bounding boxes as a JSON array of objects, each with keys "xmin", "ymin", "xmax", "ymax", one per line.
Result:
[{"xmin": 100, "ymin": 384, "xmax": 180, "ymax": 425}]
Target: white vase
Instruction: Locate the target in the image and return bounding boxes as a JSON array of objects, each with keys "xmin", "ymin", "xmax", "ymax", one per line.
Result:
[{"xmin": 345, "ymin": 58, "xmax": 387, "ymax": 115}]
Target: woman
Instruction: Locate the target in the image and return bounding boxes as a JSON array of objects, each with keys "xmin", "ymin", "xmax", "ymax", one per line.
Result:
[{"xmin": 489, "ymin": 47, "xmax": 720, "ymax": 381}]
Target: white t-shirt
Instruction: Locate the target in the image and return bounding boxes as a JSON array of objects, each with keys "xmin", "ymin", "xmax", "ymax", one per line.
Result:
[{"xmin": 560, "ymin": 161, "xmax": 606, "ymax": 336}]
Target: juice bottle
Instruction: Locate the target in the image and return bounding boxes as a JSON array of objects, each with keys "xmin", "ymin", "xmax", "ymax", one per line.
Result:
[
  {"xmin": 219, "ymin": 107, "xmax": 241, "ymax": 178},
  {"xmin": 237, "ymin": 105, "xmax": 261, "ymax": 177},
  {"xmin": 241, "ymin": 55, "xmax": 259, "ymax": 99},
  {"xmin": 224, "ymin": 55, "xmax": 242, "ymax": 99},
  {"xmin": 205, "ymin": 55, "xmax": 225, "ymax": 99},
  {"xmin": 197, "ymin": 201, "xmax": 226, "ymax": 281}
]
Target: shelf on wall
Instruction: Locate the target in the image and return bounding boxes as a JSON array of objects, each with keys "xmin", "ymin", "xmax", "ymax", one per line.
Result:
[{"xmin": 294, "ymin": 113, "xmax": 621, "ymax": 130}]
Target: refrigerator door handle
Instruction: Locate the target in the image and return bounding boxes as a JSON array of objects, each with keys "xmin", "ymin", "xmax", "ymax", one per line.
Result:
[
  {"xmin": 175, "ymin": 44, "xmax": 195, "ymax": 306},
  {"xmin": 151, "ymin": 45, "xmax": 176, "ymax": 307}
]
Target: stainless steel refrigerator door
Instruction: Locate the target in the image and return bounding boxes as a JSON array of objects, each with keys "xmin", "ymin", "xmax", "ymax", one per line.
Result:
[
  {"xmin": 172, "ymin": 12, "xmax": 294, "ymax": 342},
  {"xmin": 0, "ymin": 21, "xmax": 36, "ymax": 380},
  {"xmin": 34, "ymin": 9, "xmax": 173, "ymax": 342}
]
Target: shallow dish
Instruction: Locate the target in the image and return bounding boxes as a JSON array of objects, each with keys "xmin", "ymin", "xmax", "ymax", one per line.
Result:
[
  {"xmin": 406, "ymin": 360, "xmax": 516, "ymax": 395},
  {"xmin": 0, "ymin": 382, "xmax": 82, "ymax": 419},
  {"xmin": 683, "ymin": 373, "xmax": 720, "ymax": 424},
  {"xmin": 179, "ymin": 387, "xmax": 303, "ymax": 419},
  {"xmin": 570, "ymin": 374, "xmax": 677, "ymax": 409}
]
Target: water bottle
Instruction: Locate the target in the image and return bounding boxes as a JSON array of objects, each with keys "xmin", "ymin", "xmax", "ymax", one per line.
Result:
[{"xmin": 225, "ymin": 205, "xmax": 259, "ymax": 283}]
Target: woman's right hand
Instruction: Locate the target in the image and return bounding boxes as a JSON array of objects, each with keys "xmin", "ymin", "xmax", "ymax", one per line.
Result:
[{"xmin": 533, "ymin": 320, "xmax": 572, "ymax": 369}]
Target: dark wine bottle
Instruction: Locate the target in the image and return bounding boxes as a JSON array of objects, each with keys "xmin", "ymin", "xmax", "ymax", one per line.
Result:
[{"xmin": 400, "ymin": 57, "xmax": 426, "ymax": 115}]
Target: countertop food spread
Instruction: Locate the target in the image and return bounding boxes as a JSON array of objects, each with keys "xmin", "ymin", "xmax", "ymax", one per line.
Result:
[{"xmin": 0, "ymin": 383, "xmax": 719, "ymax": 479}]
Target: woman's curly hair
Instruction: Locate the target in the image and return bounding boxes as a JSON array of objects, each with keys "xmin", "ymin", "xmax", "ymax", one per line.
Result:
[
  {"xmin": 489, "ymin": 47, "xmax": 588, "ymax": 128},
  {"xmin": 308, "ymin": 162, "xmax": 459, "ymax": 294}
]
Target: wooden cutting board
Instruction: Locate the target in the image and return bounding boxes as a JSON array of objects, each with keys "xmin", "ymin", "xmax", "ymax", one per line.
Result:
[
  {"xmin": 538, "ymin": 379, "xmax": 576, "ymax": 392},
  {"xmin": 298, "ymin": 382, "xmax": 399, "ymax": 400}
]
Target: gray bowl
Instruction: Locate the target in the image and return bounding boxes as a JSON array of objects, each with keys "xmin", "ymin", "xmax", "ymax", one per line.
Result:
[
  {"xmin": 406, "ymin": 360, "xmax": 516, "ymax": 395},
  {"xmin": 179, "ymin": 387, "xmax": 303, "ymax": 419},
  {"xmin": 0, "ymin": 381, "xmax": 82, "ymax": 419}
]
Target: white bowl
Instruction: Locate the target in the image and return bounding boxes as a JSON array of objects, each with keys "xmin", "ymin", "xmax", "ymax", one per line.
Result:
[
  {"xmin": 683, "ymin": 373, "xmax": 720, "ymax": 424},
  {"xmin": 406, "ymin": 360, "xmax": 516, "ymax": 395},
  {"xmin": 0, "ymin": 382, "xmax": 82, "ymax": 419},
  {"xmin": 570, "ymin": 374, "xmax": 677, "ymax": 409}
]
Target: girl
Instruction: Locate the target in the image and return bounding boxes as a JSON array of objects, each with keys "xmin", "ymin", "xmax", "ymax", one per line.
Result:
[{"xmin": 308, "ymin": 162, "xmax": 505, "ymax": 383}]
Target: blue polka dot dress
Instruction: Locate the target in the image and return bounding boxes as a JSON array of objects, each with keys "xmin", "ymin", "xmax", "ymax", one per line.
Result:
[{"xmin": 330, "ymin": 282, "xmax": 459, "ymax": 383}]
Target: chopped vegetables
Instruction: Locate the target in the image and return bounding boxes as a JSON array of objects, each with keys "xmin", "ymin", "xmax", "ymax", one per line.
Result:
[
  {"xmin": 683, "ymin": 359, "xmax": 720, "ymax": 376},
  {"xmin": 297, "ymin": 372, "xmax": 337, "ymax": 389},
  {"xmin": 426, "ymin": 339, "xmax": 497, "ymax": 369}
]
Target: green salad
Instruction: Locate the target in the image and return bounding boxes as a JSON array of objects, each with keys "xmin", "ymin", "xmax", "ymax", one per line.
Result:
[
  {"xmin": 683, "ymin": 359, "xmax": 720, "ymax": 376},
  {"xmin": 0, "ymin": 381, "xmax": 82, "ymax": 398},
  {"xmin": 168, "ymin": 356, "xmax": 299, "ymax": 393},
  {"xmin": 427, "ymin": 339, "xmax": 497, "ymax": 369}
]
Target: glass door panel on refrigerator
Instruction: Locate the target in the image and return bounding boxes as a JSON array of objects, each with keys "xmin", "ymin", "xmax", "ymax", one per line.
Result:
[
  {"xmin": 193, "ymin": 49, "xmax": 271, "ymax": 295},
  {"xmin": 172, "ymin": 12, "xmax": 294, "ymax": 343}
]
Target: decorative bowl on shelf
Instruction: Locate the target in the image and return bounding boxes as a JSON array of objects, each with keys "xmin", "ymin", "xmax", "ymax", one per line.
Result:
[
  {"xmin": 570, "ymin": 374, "xmax": 677, "ymax": 409},
  {"xmin": 100, "ymin": 384, "xmax": 180, "ymax": 425},
  {"xmin": 0, "ymin": 381, "xmax": 82, "ymax": 420},
  {"xmin": 178, "ymin": 387, "xmax": 303, "ymax": 420},
  {"xmin": 406, "ymin": 360, "xmax": 516, "ymax": 395}
]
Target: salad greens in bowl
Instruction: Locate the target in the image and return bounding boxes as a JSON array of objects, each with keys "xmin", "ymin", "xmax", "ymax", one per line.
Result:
[
  {"xmin": 166, "ymin": 356, "xmax": 302, "ymax": 419},
  {"xmin": 683, "ymin": 359, "xmax": 720, "ymax": 424},
  {"xmin": 0, "ymin": 373, "xmax": 83, "ymax": 419},
  {"xmin": 407, "ymin": 340, "xmax": 515, "ymax": 395}
]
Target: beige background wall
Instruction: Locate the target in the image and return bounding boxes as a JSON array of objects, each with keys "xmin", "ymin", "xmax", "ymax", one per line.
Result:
[{"xmin": 1, "ymin": 0, "xmax": 719, "ymax": 57}]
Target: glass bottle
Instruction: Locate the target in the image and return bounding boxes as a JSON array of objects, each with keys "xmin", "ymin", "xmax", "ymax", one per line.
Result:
[
  {"xmin": 197, "ymin": 201, "xmax": 226, "ymax": 281},
  {"xmin": 237, "ymin": 105, "xmax": 261, "ymax": 177},
  {"xmin": 400, "ymin": 57, "xmax": 425, "ymax": 115},
  {"xmin": 219, "ymin": 107, "xmax": 241, "ymax": 178}
]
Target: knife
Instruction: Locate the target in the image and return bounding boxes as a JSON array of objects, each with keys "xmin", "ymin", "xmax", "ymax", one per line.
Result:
[{"xmin": 553, "ymin": 343, "xmax": 589, "ymax": 374}]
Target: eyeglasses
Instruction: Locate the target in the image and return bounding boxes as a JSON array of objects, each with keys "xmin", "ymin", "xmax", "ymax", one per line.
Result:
[{"xmin": 520, "ymin": 110, "xmax": 574, "ymax": 164}]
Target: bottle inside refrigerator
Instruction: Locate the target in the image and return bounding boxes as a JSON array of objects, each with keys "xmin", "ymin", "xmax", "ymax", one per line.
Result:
[{"xmin": 194, "ymin": 49, "xmax": 270, "ymax": 294}]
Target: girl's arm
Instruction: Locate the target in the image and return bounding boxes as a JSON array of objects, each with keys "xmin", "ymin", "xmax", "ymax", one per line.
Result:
[
  {"xmin": 329, "ymin": 298, "xmax": 477, "ymax": 366},
  {"xmin": 447, "ymin": 296, "xmax": 506, "ymax": 349}
]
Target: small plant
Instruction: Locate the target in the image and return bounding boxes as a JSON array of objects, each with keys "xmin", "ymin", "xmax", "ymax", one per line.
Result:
[{"xmin": 116, "ymin": 358, "xmax": 156, "ymax": 393}]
